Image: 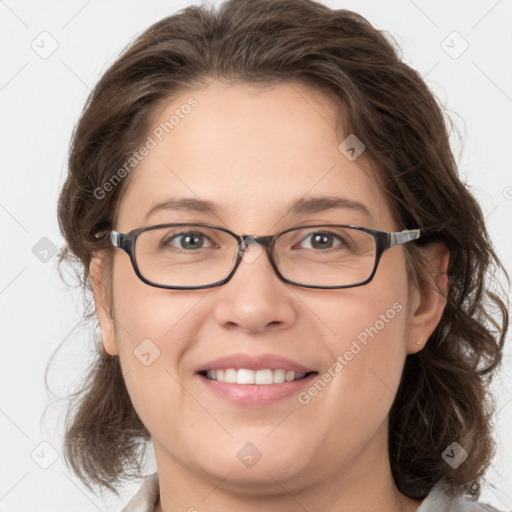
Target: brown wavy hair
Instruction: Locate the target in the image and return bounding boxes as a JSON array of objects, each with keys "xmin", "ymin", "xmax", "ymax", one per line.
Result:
[{"xmin": 55, "ymin": 0, "xmax": 509, "ymax": 499}]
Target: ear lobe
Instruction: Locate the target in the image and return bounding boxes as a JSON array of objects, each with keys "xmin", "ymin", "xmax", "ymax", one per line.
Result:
[
  {"xmin": 89, "ymin": 255, "xmax": 118, "ymax": 356},
  {"xmin": 406, "ymin": 243, "xmax": 450, "ymax": 355}
]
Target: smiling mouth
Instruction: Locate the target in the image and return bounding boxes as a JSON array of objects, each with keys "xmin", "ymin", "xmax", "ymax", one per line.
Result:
[{"xmin": 199, "ymin": 368, "xmax": 318, "ymax": 385}]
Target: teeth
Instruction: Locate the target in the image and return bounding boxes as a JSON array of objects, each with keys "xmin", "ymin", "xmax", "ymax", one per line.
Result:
[{"xmin": 204, "ymin": 369, "xmax": 308, "ymax": 384}]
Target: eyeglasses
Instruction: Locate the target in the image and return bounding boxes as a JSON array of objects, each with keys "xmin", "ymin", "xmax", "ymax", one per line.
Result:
[{"xmin": 109, "ymin": 223, "xmax": 420, "ymax": 290}]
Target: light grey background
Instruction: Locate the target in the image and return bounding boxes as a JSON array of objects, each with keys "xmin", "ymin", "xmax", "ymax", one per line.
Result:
[{"xmin": 1, "ymin": 0, "xmax": 511, "ymax": 510}]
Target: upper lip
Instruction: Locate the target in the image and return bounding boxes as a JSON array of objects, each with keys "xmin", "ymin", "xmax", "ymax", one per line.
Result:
[{"xmin": 196, "ymin": 353, "xmax": 317, "ymax": 374}]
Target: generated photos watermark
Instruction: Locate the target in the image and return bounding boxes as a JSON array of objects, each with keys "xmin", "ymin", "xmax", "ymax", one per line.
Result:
[
  {"xmin": 93, "ymin": 97, "xmax": 198, "ymax": 200},
  {"xmin": 297, "ymin": 301, "xmax": 403, "ymax": 405}
]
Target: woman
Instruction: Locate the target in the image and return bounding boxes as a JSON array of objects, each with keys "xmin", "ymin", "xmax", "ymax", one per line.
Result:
[{"xmin": 57, "ymin": 0, "xmax": 509, "ymax": 510}]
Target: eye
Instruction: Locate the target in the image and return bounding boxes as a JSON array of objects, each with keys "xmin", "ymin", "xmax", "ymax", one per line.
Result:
[
  {"xmin": 162, "ymin": 230, "xmax": 215, "ymax": 250},
  {"xmin": 297, "ymin": 231, "xmax": 347, "ymax": 250}
]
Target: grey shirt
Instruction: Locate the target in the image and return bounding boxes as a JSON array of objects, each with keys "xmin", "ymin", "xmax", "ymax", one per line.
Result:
[{"xmin": 121, "ymin": 473, "xmax": 501, "ymax": 512}]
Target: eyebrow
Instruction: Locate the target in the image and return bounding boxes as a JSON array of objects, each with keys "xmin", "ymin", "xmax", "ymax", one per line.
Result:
[{"xmin": 144, "ymin": 195, "xmax": 373, "ymax": 222}]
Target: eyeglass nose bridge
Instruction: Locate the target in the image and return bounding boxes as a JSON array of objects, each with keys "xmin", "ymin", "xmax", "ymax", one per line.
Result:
[
  {"xmin": 232, "ymin": 234, "xmax": 284, "ymax": 283},
  {"xmin": 237, "ymin": 234, "xmax": 275, "ymax": 253}
]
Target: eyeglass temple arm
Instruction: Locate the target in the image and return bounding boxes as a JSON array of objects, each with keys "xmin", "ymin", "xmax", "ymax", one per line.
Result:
[{"xmin": 388, "ymin": 228, "xmax": 421, "ymax": 248}]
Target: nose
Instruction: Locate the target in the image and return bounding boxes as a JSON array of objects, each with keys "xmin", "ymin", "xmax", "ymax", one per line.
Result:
[{"xmin": 212, "ymin": 239, "xmax": 297, "ymax": 334}]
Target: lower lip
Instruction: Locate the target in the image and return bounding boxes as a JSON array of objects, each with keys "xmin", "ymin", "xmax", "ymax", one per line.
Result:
[{"xmin": 197, "ymin": 372, "xmax": 318, "ymax": 407}]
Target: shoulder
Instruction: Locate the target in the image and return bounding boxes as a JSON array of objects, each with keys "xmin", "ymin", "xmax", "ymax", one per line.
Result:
[
  {"xmin": 418, "ymin": 481, "xmax": 503, "ymax": 512},
  {"xmin": 120, "ymin": 473, "xmax": 159, "ymax": 512}
]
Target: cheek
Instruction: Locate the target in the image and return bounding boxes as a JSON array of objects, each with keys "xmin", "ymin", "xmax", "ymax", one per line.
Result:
[
  {"xmin": 341, "ymin": 300, "xmax": 407, "ymax": 394},
  {"xmin": 110, "ymin": 252, "xmax": 200, "ymax": 345},
  {"xmin": 338, "ymin": 266, "xmax": 409, "ymax": 391},
  {"xmin": 300, "ymin": 248, "xmax": 410, "ymax": 406},
  {"xmin": 322, "ymin": 294, "xmax": 407, "ymax": 396},
  {"xmin": 295, "ymin": 294, "xmax": 408, "ymax": 460},
  {"xmin": 108, "ymin": 255, "xmax": 200, "ymax": 413}
]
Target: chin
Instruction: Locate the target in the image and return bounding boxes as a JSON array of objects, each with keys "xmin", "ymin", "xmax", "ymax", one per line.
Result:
[{"xmin": 194, "ymin": 442, "xmax": 310, "ymax": 490}]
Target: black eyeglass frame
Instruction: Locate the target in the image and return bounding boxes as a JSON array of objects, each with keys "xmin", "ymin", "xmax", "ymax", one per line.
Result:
[{"xmin": 109, "ymin": 223, "xmax": 421, "ymax": 290}]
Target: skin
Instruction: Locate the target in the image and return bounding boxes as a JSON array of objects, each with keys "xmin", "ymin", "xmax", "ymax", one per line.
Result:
[{"xmin": 90, "ymin": 80, "xmax": 449, "ymax": 512}]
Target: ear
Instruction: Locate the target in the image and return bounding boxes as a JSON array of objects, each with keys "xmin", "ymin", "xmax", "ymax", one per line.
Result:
[
  {"xmin": 406, "ymin": 243, "xmax": 450, "ymax": 355},
  {"xmin": 89, "ymin": 254, "xmax": 118, "ymax": 356}
]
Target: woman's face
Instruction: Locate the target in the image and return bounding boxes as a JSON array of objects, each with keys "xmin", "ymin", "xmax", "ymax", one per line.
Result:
[{"xmin": 93, "ymin": 81, "xmax": 442, "ymax": 500}]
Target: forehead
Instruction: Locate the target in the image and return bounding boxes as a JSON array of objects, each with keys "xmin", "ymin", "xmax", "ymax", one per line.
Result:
[{"xmin": 116, "ymin": 80, "xmax": 395, "ymax": 233}]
